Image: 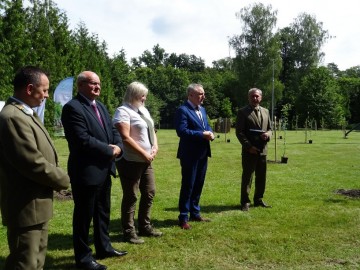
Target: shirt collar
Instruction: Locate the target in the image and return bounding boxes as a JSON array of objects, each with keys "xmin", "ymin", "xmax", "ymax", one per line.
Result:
[
  {"xmin": 79, "ymin": 93, "xmax": 95, "ymax": 105},
  {"xmin": 187, "ymin": 100, "xmax": 199, "ymax": 110},
  {"xmin": 11, "ymin": 97, "xmax": 34, "ymax": 115},
  {"xmin": 124, "ymin": 102, "xmax": 139, "ymax": 112}
]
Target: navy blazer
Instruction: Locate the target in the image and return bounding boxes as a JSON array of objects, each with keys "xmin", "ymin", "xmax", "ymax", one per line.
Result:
[
  {"xmin": 175, "ymin": 101, "xmax": 212, "ymax": 161},
  {"xmin": 61, "ymin": 94, "xmax": 121, "ymax": 185}
]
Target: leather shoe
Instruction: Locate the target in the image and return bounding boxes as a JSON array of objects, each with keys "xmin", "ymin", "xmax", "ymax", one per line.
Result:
[
  {"xmin": 241, "ymin": 203, "xmax": 250, "ymax": 211},
  {"xmin": 189, "ymin": 216, "xmax": 211, "ymax": 222},
  {"xmin": 179, "ymin": 221, "xmax": 191, "ymax": 230},
  {"xmin": 138, "ymin": 226, "xmax": 163, "ymax": 237},
  {"xmin": 254, "ymin": 200, "xmax": 272, "ymax": 208},
  {"xmin": 76, "ymin": 260, "xmax": 107, "ymax": 270},
  {"xmin": 123, "ymin": 232, "xmax": 145, "ymax": 244},
  {"xmin": 96, "ymin": 249, "xmax": 128, "ymax": 259}
]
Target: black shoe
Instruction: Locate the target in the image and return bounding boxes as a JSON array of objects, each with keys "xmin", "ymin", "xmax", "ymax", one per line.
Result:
[
  {"xmin": 96, "ymin": 249, "xmax": 128, "ymax": 259},
  {"xmin": 76, "ymin": 260, "xmax": 107, "ymax": 270},
  {"xmin": 254, "ymin": 200, "xmax": 272, "ymax": 208},
  {"xmin": 241, "ymin": 203, "xmax": 250, "ymax": 211}
]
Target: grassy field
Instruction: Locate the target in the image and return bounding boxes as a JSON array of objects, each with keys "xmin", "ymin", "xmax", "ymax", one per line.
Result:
[{"xmin": 0, "ymin": 129, "xmax": 359, "ymax": 269}]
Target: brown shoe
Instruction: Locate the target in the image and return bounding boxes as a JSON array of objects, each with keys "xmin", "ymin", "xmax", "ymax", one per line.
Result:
[
  {"xmin": 138, "ymin": 226, "xmax": 163, "ymax": 237},
  {"xmin": 179, "ymin": 221, "xmax": 191, "ymax": 230},
  {"xmin": 241, "ymin": 203, "xmax": 250, "ymax": 211},
  {"xmin": 123, "ymin": 232, "xmax": 145, "ymax": 244},
  {"xmin": 189, "ymin": 216, "xmax": 211, "ymax": 222}
]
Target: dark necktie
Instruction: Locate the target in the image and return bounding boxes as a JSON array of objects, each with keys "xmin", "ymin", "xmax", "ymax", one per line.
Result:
[
  {"xmin": 195, "ymin": 106, "xmax": 205, "ymax": 128},
  {"xmin": 91, "ymin": 103, "xmax": 104, "ymax": 127},
  {"xmin": 255, "ymin": 107, "xmax": 262, "ymax": 125},
  {"xmin": 138, "ymin": 109, "xmax": 154, "ymax": 146}
]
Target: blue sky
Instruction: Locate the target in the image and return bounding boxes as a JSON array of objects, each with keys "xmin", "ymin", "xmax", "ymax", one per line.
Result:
[{"xmin": 52, "ymin": 0, "xmax": 360, "ymax": 70}]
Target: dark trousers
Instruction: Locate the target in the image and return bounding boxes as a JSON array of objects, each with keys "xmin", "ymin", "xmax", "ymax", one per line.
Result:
[
  {"xmin": 116, "ymin": 158, "xmax": 155, "ymax": 235},
  {"xmin": 241, "ymin": 152, "xmax": 267, "ymax": 205},
  {"xmin": 5, "ymin": 222, "xmax": 48, "ymax": 270},
  {"xmin": 71, "ymin": 177, "xmax": 113, "ymax": 265},
  {"xmin": 178, "ymin": 157, "xmax": 208, "ymax": 222}
]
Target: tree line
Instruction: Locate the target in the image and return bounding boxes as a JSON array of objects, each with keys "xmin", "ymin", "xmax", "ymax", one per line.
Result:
[{"xmin": 1, "ymin": 0, "xmax": 359, "ymax": 134}]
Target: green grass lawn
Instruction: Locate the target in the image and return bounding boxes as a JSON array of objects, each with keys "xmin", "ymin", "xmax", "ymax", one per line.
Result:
[{"xmin": 1, "ymin": 129, "xmax": 359, "ymax": 269}]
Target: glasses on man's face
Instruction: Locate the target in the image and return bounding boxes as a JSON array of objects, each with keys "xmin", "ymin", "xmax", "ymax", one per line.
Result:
[{"xmin": 87, "ymin": 81, "xmax": 101, "ymax": 86}]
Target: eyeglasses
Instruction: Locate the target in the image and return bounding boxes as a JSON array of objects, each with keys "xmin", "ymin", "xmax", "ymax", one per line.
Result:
[{"xmin": 87, "ymin": 81, "xmax": 101, "ymax": 86}]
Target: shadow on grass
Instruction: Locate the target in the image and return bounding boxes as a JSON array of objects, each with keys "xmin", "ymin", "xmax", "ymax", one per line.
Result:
[
  {"xmin": 0, "ymin": 254, "xmax": 78, "ymax": 270},
  {"xmin": 108, "ymin": 204, "xmax": 240, "ymax": 234},
  {"xmin": 0, "ymin": 234, "xmax": 75, "ymax": 269},
  {"xmin": 164, "ymin": 204, "xmax": 240, "ymax": 213},
  {"xmin": 324, "ymin": 198, "xmax": 350, "ymax": 204},
  {"xmin": 47, "ymin": 233, "xmax": 73, "ymax": 250},
  {"xmin": 45, "ymin": 255, "xmax": 78, "ymax": 269},
  {"xmin": 0, "ymin": 204, "xmax": 241, "ymax": 268}
]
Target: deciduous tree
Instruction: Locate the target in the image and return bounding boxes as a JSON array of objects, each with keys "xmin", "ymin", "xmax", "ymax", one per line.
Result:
[{"xmin": 230, "ymin": 3, "xmax": 283, "ymax": 110}]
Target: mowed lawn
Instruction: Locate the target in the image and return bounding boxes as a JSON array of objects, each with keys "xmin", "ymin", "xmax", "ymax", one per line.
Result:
[{"xmin": 0, "ymin": 129, "xmax": 359, "ymax": 269}]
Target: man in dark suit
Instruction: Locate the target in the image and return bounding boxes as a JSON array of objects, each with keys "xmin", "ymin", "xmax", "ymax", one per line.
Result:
[
  {"xmin": 0, "ymin": 66, "xmax": 70, "ymax": 269},
  {"xmin": 236, "ymin": 88, "xmax": 272, "ymax": 211},
  {"xmin": 61, "ymin": 71, "xmax": 127, "ymax": 270},
  {"xmin": 174, "ymin": 83, "xmax": 214, "ymax": 230}
]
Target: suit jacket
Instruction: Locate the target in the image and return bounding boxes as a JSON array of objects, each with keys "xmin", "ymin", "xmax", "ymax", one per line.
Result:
[
  {"xmin": 61, "ymin": 94, "xmax": 121, "ymax": 185},
  {"xmin": 236, "ymin": 105, "xmax": 272, "ymax": 155},
  {"xmin": 175, "ymin": 101, "xmax": 212, "ymax": 162},
  {"xmin": 0, "ymin": 98, "xmax": 70, "ymax": 227}
]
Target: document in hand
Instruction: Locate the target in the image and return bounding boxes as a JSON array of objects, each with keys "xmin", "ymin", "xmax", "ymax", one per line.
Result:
[{"xmin": 249, "ymin": 129, "xmax": 266, "ymax": 151}]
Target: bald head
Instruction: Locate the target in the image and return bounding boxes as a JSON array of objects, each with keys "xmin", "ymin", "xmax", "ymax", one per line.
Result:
[{"xmin": 77, "ymin": 71, "xmax": 101, "ymax": 100}]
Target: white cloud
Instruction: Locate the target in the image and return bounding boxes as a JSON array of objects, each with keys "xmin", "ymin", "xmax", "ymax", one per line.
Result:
[{"xmin": 54, "ymin": 0, "xmax": 360, "ymax": 70}]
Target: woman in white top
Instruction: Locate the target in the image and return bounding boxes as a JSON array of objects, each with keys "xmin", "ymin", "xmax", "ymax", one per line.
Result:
[{"xmin": 113, "ymin": 82, "xmax": 162, "ymax": 244}]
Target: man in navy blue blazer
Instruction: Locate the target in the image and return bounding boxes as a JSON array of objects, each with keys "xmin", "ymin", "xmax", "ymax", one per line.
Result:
[
  {"xmin": 175, "ymin": 83, "xmax": 214, "ymax": 230},
  {"xmin": 62, "ymin": 71, "xmax": 127, "ymax": 270}
]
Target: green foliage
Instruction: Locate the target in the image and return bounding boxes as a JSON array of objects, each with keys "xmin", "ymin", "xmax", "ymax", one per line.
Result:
[
  {"xmin": 296, "ymin": 67, "xmax": 345, "ymax": 128},
  {"xmin": 278, "ymin": 13, "xmax": 330, "ymax": 123},
  {"xmin": 144, "ymin": 92, "xmax": 164, "ymax": 127},
  {"xmin": 109, "ymin": 50, "xmax": 133, "ymax": 105},
  {"xmin": 0, "ymin": 0, "xmax": 31, "ymax": 95},
  {"xmin": 132, "ymin": 66, "xmax": 191, "ymax": 128},
  {"xmin": 0, "ymin": 0, "xmax": 359, "ymax": 132},
  {"xmin": 230, "ymin": 3, "xmax": 283, "ymax": 109},
  {"xmin": 219, "ymin": 97, "xmax": 232, "ymax": 118},
  {"xmin": 132, "ymin": 44, "xmax": 206, "ymax": 72},
  {"xmin": 343, "ymin": 65, "xmax": 360, "ymax": 78},
  {"xmin": 338, "ymin": 77, "xmax": 360, "ymax": 123}
]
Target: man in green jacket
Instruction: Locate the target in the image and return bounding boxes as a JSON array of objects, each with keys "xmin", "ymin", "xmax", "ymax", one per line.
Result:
[{"xmin": 0, "ymin": 66, "xmax": 70, "ymax": 269}]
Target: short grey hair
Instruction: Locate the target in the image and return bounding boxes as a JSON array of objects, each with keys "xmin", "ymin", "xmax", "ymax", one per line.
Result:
[
  {"xmin": 248, "ymin": 88, "xmax": 262, "ymax": 96},
  {"xmin": 123, "ymin": 81, "xmax": 149, "ymax": 103},
  {"xmin": 187, "ymin": 83, "xmax": 203, "ymax": 95}
]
